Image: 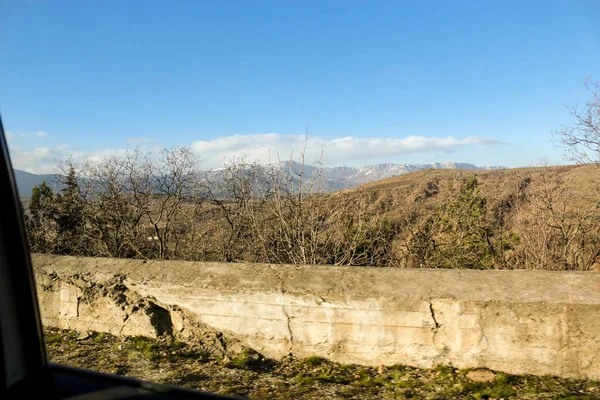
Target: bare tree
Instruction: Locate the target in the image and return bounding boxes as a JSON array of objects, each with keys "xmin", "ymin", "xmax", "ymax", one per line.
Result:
[
  {"xmin": 73, "ymin": 152, "xmax": 147, "ymax": 258},
  {"xmin": 554, "ymin": 78, "xmax": 600, "ymax": 164},
  {"xmin": 134, "ymin": 146, "xmax": 202, "ymax": 259},
  {"xmin": 205, "ymin": 157, "xmax": 273, "ymax": 262},
  {"xmin": 64, "ymin": 146, "xmax": 202, "ymax": 260},
  {"xmin": 512, "ymin": 168, "xmax": 600, "ymax": 271},
  {"xmin": 267, "ymin": 138, "xmax": 330, "ymax": 265}
]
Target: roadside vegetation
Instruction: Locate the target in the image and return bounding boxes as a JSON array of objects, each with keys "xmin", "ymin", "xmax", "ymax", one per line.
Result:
[
  {"xmin": 22, "ymin": 155, "xmax": 600, "ymax": 271},
  {"xmin": 45, "ymin": 327, "xmax": 599, "ymax": 400},
  {"xmin": 23, "ymin": 79, "xmax": 600, "ymax": 271}
]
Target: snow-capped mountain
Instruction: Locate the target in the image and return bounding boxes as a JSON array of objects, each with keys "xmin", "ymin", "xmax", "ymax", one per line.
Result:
[
  {"xmin": 343, "ymin": 162, "xmax": 502, "ymax": 184},
  {"xmin": 267, "ymin": 161, "xmax": 504, "ymax": 191},
  {"xmin": 14, "ymin": 162, "xmax": 505, "ymax": 198}
]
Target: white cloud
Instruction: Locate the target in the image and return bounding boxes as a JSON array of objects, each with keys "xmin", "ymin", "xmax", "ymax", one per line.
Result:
[
  {"xmin": 36, "ymin": 131, "xmax": 48, "ymax": 138},
  {"xmin": 19, "ymin": 132, "xmax": 30, "ymax": 137},
  {"xmin": 127, "ymin": 137, "xmax": 155, "ymax": 145},
  {"xmin": 7, "ymin": 145, "xmax": 67, "ymax": 174},
  {"xmin": 191, "ymin": 134, "xmax": 501, "ymax": 169},
  {"xmin": 6, "ymin": 132, "xmax": 501, "ymax": 174},
  {"xmin": 7, "ymin": 144, "xmax": 128, "ymax": 174},
  {"xmin": 6, "ymin": 131, "xmax": 13, "ymax": 142}
]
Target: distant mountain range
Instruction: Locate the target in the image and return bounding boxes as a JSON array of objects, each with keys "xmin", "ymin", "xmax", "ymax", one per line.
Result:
[
  {"xmin": 13, "ymin": 169, "xmax": 62, "ymax": 199},
  {"xmin": 296, "ymin": 162, "xmax": 505, "ymax": 190},
  {"xmin": 13, "ymin": 162, "xmax": 505, "ymax": 198}
]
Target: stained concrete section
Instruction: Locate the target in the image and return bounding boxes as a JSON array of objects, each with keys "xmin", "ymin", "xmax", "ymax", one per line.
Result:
[{"xmin": 32, "ymin": 254, "xmax": 600, "ymax": 380}]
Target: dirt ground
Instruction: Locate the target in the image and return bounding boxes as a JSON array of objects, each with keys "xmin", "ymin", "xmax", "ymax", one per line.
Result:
[{"xmin": 44, "ymin": 328, "xmax": 599, "ymax": 400}]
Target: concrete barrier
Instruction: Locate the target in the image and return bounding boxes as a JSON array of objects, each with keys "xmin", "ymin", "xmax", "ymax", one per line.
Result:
[{"xmin": 32, "ymin": 254, "xmax": 600, "ymax": 380}]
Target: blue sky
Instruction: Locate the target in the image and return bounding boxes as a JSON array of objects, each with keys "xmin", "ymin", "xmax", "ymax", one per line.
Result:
[{"xmin": 1, "ymin": 0, "xmax": 599, "ymax": 173}]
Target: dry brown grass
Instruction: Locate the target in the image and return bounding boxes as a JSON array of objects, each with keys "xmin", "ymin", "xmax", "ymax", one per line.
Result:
[{"xmin": 27, "ymin": 162, "xmax": 600, "ymax": 271}]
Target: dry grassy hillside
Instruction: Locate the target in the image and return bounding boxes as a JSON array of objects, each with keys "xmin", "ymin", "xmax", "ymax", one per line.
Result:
[
  {"xmin": 360, "ymin": 164, "xmax": 598, "ymax": 200},
  {"xmin": 341, "ymin": 164, "xmax": 599, "ymax": 220},
  {"xmin": 25, "ymin": 161, "xmax": 600, "ymax": 271}
]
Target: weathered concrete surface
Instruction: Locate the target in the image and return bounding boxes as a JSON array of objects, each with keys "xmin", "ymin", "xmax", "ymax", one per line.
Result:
[{"xmin": 32, "ymin": 254, "xmax": 600, "ymax": 380}]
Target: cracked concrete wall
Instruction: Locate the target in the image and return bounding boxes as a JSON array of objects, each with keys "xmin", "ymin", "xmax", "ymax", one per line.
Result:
[{"xmin": 32, "ymin": 254, "xmax": 600, "ymax": 380}]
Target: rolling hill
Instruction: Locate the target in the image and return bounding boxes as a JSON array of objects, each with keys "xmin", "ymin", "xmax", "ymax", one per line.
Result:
[{"xmin": 13, "ymin": 161, "xmax": 503, "ymax": 197}]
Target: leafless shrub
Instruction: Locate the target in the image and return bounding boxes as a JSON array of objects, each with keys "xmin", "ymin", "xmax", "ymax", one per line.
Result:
[
  {"xmin": 325, "ymin": 187, "xmax": 394, "ymax": 266},
  {"xmin": 265, "ymin": 144, "xmax": 330, "ymax": 265},
  {"xmin": 134, "ymin": 146, "xmax": 202, "ymax": 259},
  {"xmin": 205, "ymin": 157, "xmax": 273, "ymax": 262},
  {"xmin": 60, "ymin": 147, "xmax": 202, "ymax": 260},
  {"xmin": 511, "ymin": 169, "xmax": 600, "ymax": 271}
]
